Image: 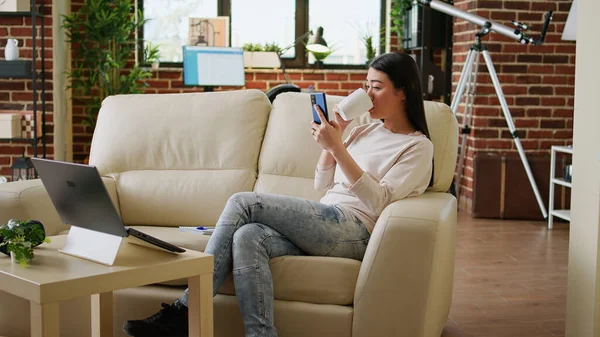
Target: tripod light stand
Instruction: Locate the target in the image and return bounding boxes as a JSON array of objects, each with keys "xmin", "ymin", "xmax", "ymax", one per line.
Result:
[{"xmin": 413, "ymin": 0, "xmax": 553, "ymax": 218}]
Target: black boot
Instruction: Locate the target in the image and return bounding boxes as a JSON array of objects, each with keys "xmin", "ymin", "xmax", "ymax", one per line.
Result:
[{"xmin": 123, "ymin": 299, "xmax": 188, "ymax": 337}]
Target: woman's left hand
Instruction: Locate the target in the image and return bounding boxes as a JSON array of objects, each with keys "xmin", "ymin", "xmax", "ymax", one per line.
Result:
[{"xmin": 310, "ymin": 105, "xmax": 344, "ymax": 153}]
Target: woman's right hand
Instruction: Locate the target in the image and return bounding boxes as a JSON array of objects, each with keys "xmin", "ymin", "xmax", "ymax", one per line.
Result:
[{"xmin": 332, "ymin": 104, "xmax": 353, "ymax": 133}]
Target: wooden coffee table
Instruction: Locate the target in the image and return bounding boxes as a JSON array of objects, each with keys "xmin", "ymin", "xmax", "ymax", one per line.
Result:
[{"xmin": 0, "ymin": 235, "xmax": 214, "ymax": 337}]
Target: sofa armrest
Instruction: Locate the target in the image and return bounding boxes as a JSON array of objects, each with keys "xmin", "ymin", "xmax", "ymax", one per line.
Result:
[
  {"xmin": 353, "ymin": 192, "xmax": 457, "ymax": 337},
  {"xmin": 0, "ymin": 177, "xmax": 120, "ymax": 237},
  {"xmin": 0, "ymin": 179, "xmax": 67, "ymax": 236}
]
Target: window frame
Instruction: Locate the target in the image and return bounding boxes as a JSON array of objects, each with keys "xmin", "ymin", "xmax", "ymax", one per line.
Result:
[{"xmin": 137, "ymin": 0, "xmax": 386, "ymax": 69}]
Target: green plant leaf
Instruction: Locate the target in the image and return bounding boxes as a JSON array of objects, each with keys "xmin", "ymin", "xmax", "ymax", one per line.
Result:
[
  {"xmin": 1, "ymin": 219, "xmax": 50, "ymax": 267},
  {"xmin": 391, "ymin": 0, "xmax": 413, "ymax": 45},
  {"xmin": 61, "ymin": 0, "xmax": 161, "ymax": 131},
  {"xmin": 241, "ymin": 42, "xmax": 281, "ymax": 53}
]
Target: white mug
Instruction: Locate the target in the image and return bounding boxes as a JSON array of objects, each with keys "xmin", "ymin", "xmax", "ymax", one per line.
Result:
[
  {"xmin": 4, "ymin": 39, "xmax": 19, "ymax": 61},
  {"xmin": 337, "ymin": 88, "xmax": 373, "ymax": 121}
]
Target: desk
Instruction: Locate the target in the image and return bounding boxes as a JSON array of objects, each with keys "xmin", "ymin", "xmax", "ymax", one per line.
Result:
[{"xmin": 0, "ymin": 235, "xmax": 213, "ymax": 337}]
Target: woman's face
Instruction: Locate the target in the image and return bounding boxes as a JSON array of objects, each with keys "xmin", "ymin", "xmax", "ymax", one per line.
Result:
[{"xmin": 365, "ymin": 68, "xmax": 405, "ymax": 120}]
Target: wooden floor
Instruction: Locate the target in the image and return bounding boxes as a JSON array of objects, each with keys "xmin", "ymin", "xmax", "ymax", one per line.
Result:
[{"xmin": 441, "ymin": 212, "xmax": 570, "ymax": 337}]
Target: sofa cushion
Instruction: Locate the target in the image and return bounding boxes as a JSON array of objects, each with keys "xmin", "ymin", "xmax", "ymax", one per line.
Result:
[
  {"xmin": 131, "ymin": 226, "xmax": 361, "ymax": 305},
  {"xmin": 89, "ymin": 90, "xmax": 271, "ymax": 227},
  {"xmin": 255, "ymin": 92, "xmax": 344, "ymax": 200},
  {"xmin": 220, "ymin": 255, "xmax": 360, "ymax": 305}
]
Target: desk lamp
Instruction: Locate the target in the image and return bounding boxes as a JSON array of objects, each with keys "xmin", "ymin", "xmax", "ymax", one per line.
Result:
[
  {"xmin": 306, "ymin": 26, "xmax": 330, "ymax": 53},
  {"xmin": 266, "ymin": 27, "xmax": 331, "ymax": 102}
]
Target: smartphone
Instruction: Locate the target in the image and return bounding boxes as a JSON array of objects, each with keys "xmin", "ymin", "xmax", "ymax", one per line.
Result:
[{"xmin": 310, "ymin": 92, "xmax": 329, "ymax": 124}]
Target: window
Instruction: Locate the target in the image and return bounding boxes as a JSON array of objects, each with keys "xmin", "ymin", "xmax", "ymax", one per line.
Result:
[
  {"xmin": 231, "ymin": 0, "xmax": 297, "ymax": 58},
  {"xmin": 308, "ymin": 1, "xmax": 382, "ymax": 65},
  {"xmin": 139, "ymin": 0, "xmax": 385, "ymax": 67},
  {"xmin": 141, "ymin": 0, "xmax": 218, "ymax": 63}
]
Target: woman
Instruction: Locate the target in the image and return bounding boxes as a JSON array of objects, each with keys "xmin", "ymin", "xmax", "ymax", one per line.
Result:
[{"xmin": 123, "ymin": 52, "xmax": 434, "ymax": 337}]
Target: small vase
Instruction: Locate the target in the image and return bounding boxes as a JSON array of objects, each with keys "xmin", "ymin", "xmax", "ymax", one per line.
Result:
[
  {"xmin": 4, "ymin": 39, "xmax": 19, "ymax": 61},
  {"xmin": 10, "ymin": 251, "xmax": 15, "ymax": 264}
]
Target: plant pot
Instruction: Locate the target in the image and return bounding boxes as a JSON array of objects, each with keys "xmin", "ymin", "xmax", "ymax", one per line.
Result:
[{"xmin": 243, "ymin": 52, "xmax": 281, "ymax": 68}]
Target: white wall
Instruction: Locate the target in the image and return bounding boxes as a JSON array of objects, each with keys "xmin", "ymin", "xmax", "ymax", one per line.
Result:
[{"xmin": 565, "ymin": 0, "xmax": 600, "ymax": 335}]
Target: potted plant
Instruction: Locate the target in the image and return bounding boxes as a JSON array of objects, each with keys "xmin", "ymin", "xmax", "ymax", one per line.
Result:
[
  {"xmin": 242, "ymin": 42, "xmax": 282, "ymax": 68},
  {"xmin": 362, "ymin": 34, "xmax": 376, "ymax": 65},
  {"xmin": 0, "ymin": 220, "xmax": 50, "ymax": 267},
  {"xmin": 61, "ymin": 0, "xmax": 160, "ymax": 132},
  {"xmin": 390, "ymin": 0, "xmax": 413, "ymax": 46},
  {"xmin": 358, "ymin": 23, "xmax": 384, "ymax": 65}
]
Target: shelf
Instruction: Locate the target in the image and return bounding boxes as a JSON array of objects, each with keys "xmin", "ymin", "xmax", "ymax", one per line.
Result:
[
  {"xmin": 0, "ymin": 1, "xmax": 47, "ymax": 159},
  {"xmin": 552, "ymin": 178, "xmax": 572, "ymax": 188},
  {"xmin": 548, "ymin": 145, "xmax": 573, "ymax": 229},
  {"xmin": 405, "ymin": 46, "xmax": 451, "ymax": 51},
  {"xmin": 0, "ymin": 73, "xmax": 33, "ymax": 79},
  {"xmin": 0, "ymin": 11, "xmax": 43, "ymax": 17},
  {"xmin": 0, "ymin": 137, "xmax": 42, "ymax": 142},
  {"xmin": 550, "ymin": 209, "xmax": 571, "ymax": 221},
  {"xmin": 0, "ymin": 60, "xmax": 32, "ymax": 78}
]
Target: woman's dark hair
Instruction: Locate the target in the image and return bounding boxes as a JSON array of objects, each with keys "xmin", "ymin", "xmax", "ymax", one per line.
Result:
[
  {"xmin": 369, "ymin": 52, "xmax": 434, "ymax": 186},
  {"xmin": 368, "ymin": 52, "xmax": 431, "ymax": 141}
]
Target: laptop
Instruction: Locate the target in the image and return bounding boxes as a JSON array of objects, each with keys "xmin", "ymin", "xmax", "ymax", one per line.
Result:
[{"xmin": 31, "ymin": 158, "xmax": 186, "ymax": 254}]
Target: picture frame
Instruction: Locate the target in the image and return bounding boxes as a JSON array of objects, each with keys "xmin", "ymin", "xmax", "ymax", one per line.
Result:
[
  {"xmin": 188, "ymin": 17, "xmax": 230, "ymax": 47},
  {"xmin": 0, "ymin": 0, "xmax": 30, "ymax": 12}
]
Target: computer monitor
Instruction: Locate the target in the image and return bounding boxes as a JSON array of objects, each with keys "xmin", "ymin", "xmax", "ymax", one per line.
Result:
[{"xmin": 182, "ymin": 46, "xmax": 245, "ymax": 89}]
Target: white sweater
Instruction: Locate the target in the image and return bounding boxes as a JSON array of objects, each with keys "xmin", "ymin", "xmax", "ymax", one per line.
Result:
[{"xmin": 314, "ymin": 122, "xmax": 434, "ymax": 233}]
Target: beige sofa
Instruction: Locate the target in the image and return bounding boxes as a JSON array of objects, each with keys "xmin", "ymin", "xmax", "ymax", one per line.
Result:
[{"xmin": 0, "ymin": 89, "xmax": 458, "ymax": 337}]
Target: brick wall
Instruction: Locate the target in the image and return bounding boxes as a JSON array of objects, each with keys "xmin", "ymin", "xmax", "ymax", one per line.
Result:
[
  {"xmin": 0, "ymin": 0, "xmax": 54, "ymax": 179},
  {"xmin": 451, "ymin": 0, "xmax": 575, "ymax": 212}
]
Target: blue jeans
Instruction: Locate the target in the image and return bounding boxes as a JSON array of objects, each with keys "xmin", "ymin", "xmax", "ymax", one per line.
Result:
[{"xmin": 179, "ymin": 192, "xmax": 370, "ymax": 337}]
